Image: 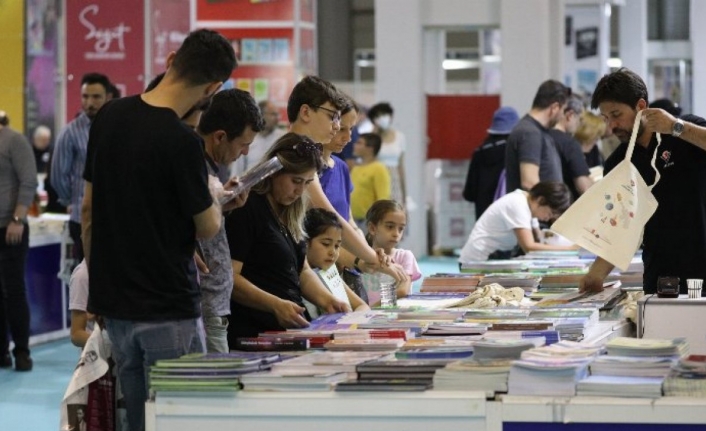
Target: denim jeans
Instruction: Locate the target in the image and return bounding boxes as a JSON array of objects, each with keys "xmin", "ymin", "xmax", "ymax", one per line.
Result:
[
  {"xmin": 203, "ymin": 315, "xmax": 229, "ymax": 353},
  {"xmin": 105, "ymin": 317, "xmax": 204, "ymax": 431},
  {"xmin": 0, "ymin": 225, "xmax": 30, "ymax": 356}
]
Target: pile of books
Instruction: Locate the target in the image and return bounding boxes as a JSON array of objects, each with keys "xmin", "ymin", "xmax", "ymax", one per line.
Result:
[
  {"xmin": 268, "ymin": 350, "xmax": 392, "ymax": 379},
  {"xmin": 337, "ymin": 357, "xmax": 452, "ymax": 391},
  {"xmin": 575, "ymin": 337, "xmax": 689, "ymax": 398},
  {"xmin": 420, "ymin": 273, "xmax": 481, "ymax": 293},
  {"xmin": 664, "ymin": 354, "xmax": 706, "ymax": 397},
  {"xmin": 507, "ymin": 341, "xmax": 601, "ymax": 396},
  {"xmin": 149, "ymin": 352, "xmax": 283, "ymax": 392},
  {"xmin": 459, "ymin": 260, "xmax": 527, "ymax": 274},
  {"xmin": 240, "ymin": 368, "xmax": 349, "ymax": 392},
  {"xmin": 433, "ymin": 358, "xmax": 513, "ymax": 395}
]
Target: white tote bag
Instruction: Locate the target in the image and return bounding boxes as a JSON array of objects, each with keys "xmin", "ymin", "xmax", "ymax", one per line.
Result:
[{"xmin": 551, "ymin": 110, "xmax": 661, "ymax": 271}]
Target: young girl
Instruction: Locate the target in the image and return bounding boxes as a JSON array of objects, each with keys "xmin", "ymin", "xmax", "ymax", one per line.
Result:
[
  {"xmin": 361, "ymin": 200, "xmax": 422, "ymax": 304},
  {"xmin": 303, "ymin": 208, "xmax": 370, "ymax": 313},
  {"xmin": 459, "ymin": 181, "xmax": 576, "ymax": 263}
]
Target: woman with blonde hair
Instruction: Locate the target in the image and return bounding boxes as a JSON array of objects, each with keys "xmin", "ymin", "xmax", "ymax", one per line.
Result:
[
  {"xmin": 574, "ymin": 111, "xmax": 607, "ymax": 168},
  {"xmin": 224, "ymin": 133, "xmax": 350, "ymax": 346}
]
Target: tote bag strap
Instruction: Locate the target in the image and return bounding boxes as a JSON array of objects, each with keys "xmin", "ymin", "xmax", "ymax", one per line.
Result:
[{"xmin": 625, "ymin": 110, "xmax": 662, "ymax": 191}]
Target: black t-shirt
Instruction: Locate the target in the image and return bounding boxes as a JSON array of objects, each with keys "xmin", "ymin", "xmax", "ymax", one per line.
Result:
[
  {"xmin": 604, "ymin": 114, "xmax": 706, "ymax": 293},
  {"xmin": 549, "ymin": 129, "xmax": 590, "ymax": 201},
  {"xmin": 584, "ymin": 145, "xmax": 604, "ymax": 168},
  {"xmin": 225, "ymin": 193, "xmax": 307, "ymax": 341},
  {"xmin": 463, "ymin": 134, "xmax": 508, "ymax": 220},
  {"xmin": 83, "ymin": 95, "xmax": 212, "ymax": 320}
]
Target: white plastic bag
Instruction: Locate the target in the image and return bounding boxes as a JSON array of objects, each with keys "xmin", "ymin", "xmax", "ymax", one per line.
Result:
[{"xmin": 552, "ymin": 110, "xmax": 661, "ymax": 270}]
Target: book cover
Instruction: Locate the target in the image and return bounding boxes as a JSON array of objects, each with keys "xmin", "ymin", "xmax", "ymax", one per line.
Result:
[
  {"xmin": 220, "ymin": 156, "xmax": 283, "ymax": 204},
  {"xmin": 234, "ymin": 337, "xmax": 309, "ymax": 351}
]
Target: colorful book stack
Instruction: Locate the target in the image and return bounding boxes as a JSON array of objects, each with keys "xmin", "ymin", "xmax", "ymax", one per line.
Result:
[
  {"xmin": 420, "ymin": 273, "xmax": 482, "ymax": 293},
  {"xmin": 149, "ymin": 352, "xmax": 283, "ymax": 392}
]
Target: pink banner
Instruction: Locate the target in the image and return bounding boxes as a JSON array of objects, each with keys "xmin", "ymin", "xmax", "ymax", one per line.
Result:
[
  {"xmin": 65, "ymin": 0, "xmax": 145, "ymax": 122},
  {"xmin": 149, "ymin": 0, "xmax": 190, "ymax": 78}
]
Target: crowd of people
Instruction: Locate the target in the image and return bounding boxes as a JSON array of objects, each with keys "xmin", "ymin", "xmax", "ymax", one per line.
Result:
[{"xmin": 4, "ymin": 25, "xmax": 706, "ymax": 431}]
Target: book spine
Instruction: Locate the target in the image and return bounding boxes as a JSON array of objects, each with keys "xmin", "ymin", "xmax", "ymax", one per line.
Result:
[{"xmin": 234, "ymin": 338, "xmax": 310, "ymax": 351}]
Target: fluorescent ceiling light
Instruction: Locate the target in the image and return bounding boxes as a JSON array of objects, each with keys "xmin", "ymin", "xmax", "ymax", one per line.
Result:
[{"xmin": 607, "ymin": 57, "xmax": 622, "ymax": 68}]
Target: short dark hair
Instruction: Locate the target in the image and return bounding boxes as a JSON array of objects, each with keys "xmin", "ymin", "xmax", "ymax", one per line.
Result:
[
  {"xmin": 198, "ymin": 89, "xmax": 265, "ymax": 140},
  {"xmin": 367, "ymin": 102, "xmax": 393, "ymax": 120},
  {"xmin": 286, "ymin": 75, "xmax": 343, "ymax": 123},
  {"xmin": 564, "ymin": 94, "xmax": 585, "ymax": 115},
  {"xmin": 171, "ymin": 29, "xmax": 236, "ymax": 86},
  {"xmin": 360, "ymin": 132, "xmax": 382, "ymax": 156},
  {"xmin": 591, "ymin": 68, "xmax": 648, "ymax": 110},
  {"xmin": 304, "ymin": 208, "xmax": 342, "ymax": 240},
  {"xmin": 81, "ymin": 73, "xmax": 111, "ymax": 93},
  {"xmin": 529, "ymin": 181, "xmax": 572, "ymax": 217},
  {"xmin": 340, "ymin": 93, "xmax": 359, "ymax": 116},
  {"xmin": 532, "ymin": 80, "xmax": 571, "ymax": 110}
]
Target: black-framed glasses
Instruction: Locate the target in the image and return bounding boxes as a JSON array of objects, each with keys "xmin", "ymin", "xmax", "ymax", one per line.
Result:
[{"xmin": 313, "ymin": 105, "xmax": 341, "ymax": 125}]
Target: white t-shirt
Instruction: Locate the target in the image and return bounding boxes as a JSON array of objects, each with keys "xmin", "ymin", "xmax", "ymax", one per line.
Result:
[
  {"xmin": 459, "ymin": 189, "xmax": 532, "ymax": 262},
  {"xmin": 68, "ymin": 260, "xmax": 88, "ymax": 311}
]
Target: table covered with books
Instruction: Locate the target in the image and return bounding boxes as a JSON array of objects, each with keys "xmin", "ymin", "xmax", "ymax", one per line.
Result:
[{"xmin": 145, "ymin": 251, "xmax": 706, "ymax": 431}]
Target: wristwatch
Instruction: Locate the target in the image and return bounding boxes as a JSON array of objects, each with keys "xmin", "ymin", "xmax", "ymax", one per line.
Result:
[
  {"xmin": 10, "ymin": 216, "xmax": 22, "ymax": 224},
  {"xmin": 672, "ymin": 118, "xmax": 685, "ymax": 137}
]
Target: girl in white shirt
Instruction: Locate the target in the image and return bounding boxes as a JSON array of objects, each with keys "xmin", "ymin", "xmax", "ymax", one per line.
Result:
[{"xmin": 459, "ymin": 181, "xmax": 576, "ymax": 262}]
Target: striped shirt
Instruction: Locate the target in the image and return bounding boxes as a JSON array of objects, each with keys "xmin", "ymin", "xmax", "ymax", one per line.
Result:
[{"xmin": 51, "ymin": 113, "xmax": 91, "ymax": 223}]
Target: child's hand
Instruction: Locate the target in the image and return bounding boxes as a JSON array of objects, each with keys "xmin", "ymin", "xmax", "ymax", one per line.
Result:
[
  {"xmin": 272, "ymin": 299, "xmax": 309, "ymax": 328},
  {"xmin": 379, "ymin": 263, "xmax": 409, "ymax": 283},
  {"xmin": 194, "ymin": 251, "xmax": 209, "ymax": 274}
]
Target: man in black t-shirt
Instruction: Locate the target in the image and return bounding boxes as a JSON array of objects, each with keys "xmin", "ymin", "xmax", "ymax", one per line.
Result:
[
  {"xmin": 580, "ymin": 68, "xmax": 706, "ymax": 295},
  {"xmin": 549, "ymin": 95, "xmax": 592, "ymax": 201},
  {"xmin": 82, "ymin": 29, "xmax": 236, "ymax": 431}
]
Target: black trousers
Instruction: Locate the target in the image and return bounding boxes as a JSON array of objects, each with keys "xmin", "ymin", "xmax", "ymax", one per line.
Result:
[{"xmin": 0, "ymin": 225, "xmax": 31, "ymax": 355}]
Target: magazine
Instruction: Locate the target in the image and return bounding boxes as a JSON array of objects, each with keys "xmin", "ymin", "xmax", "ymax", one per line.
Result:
[{"xmin": 219, "ymin": 156, "xmax": 283, "ymax": 204}]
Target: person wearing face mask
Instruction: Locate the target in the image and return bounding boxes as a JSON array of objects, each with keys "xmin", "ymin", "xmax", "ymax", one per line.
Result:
[{"xmin": 367, "ymin": 102, "xmax": 407, "ymax": 206}]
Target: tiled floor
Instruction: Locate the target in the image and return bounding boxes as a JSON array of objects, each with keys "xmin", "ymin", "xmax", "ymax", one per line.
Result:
[{"xmin": 0, "ymin": 255, "xmax": 460, "ymax": 430}]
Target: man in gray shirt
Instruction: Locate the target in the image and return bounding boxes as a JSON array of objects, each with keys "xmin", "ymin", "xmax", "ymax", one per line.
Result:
[
  {"xmin": 196, "ymin": 89, "xmax": 264, "ymax": 352},
  {"xmin": 0, "ymin": 111, "xmax": 38, "ymax": 371},
  {"xmin": 505, "ymin": 80, "xmax": 571, "ymax": 192}
]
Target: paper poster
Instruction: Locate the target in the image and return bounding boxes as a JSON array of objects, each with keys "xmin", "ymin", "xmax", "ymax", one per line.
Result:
[
  {"xmin": 241, "ymin": 38, "xmax": 257, "ymax": 62},
  {"xmin": 257, "ymin": 39, "xmax": 273, "ymax": 62},
  {"xmin": 254, "ymin": 78, "xmax": 269, "ymax": 101},
  {"xmin": 236, "ymin": 78, "xmax": 252, "ymax": 93}
]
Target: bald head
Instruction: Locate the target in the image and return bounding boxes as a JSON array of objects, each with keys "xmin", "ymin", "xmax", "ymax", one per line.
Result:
[{"xmin": 33, "ymin": 125, "xmax": 52, "ymax": 150}]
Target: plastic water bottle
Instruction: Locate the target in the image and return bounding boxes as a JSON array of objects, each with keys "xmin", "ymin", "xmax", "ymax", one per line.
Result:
[{"xmin": 378, "ymin": 275, "xmax": 397, "ymax": 308}]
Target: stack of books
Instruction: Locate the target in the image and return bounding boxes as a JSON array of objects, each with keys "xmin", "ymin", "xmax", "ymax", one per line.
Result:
[
  {"xmin": 664, "ymin": 354, "xmax": 706, "ymax": 397},
  {"xmin": 477, "ymin": 274, "xmax": 542, "ymax": 293},
  {"xmin": 268, "ymin": 350, "xmax": 392, "ymax": 379},
  {"xmin": 149, "ymin": 352, "xmax": 283, "ymax": 392},
  {"xmin": 575, "ymin": 336, "xmax": 689, "ymax": 398},
  {"xmin": 347, "ymin": 357, "xmax": 453, "ymax": 390},
  {"xmin": 507, "ymin": 341, "xmax": 601, "ymax": 396},
  {"xmin": 433, "ymin": 358, "xmax": 513, "ymax": 395},
  {"xmin": 240, "ymin": 368, "xmax": 349, "ymax": 392},
  {"xmin": 420, "ymin": 273, "xmax": 481, "ymax": 293},
  {"xmin": 459, "ymin": 260, "xmax": 527, "ymax": 274}
]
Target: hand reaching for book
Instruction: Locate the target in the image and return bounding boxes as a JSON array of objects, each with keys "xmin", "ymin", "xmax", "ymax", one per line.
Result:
[{"xmin": 272, "ymin": 299, "xmax": 309, "ymax": 329}]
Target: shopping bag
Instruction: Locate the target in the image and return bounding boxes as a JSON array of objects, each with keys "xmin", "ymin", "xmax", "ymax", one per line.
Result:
[
  {"xmin": 551, "ymin": 110, "xmax": 661, "ymax": 270},
  {"xmin": 60, "ymin": 328, "xmax": 124, "ymax": 431}
]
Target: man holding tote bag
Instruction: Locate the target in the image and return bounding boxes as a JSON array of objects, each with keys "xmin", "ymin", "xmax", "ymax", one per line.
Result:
[{"xmin": 578, "ymin": 68, "xmax": 706, "ymax": 295}]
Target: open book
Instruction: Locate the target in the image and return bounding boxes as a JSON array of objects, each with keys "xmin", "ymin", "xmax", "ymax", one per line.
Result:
[{"xmin": 219, "ymin": 156, "xmax": 283, "ymax": 204}]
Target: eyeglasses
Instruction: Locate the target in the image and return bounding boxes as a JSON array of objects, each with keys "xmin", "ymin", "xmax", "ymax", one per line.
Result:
[{"xmin": 313, "ymin": 105, "xmax": 341, "ymax": 125}]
